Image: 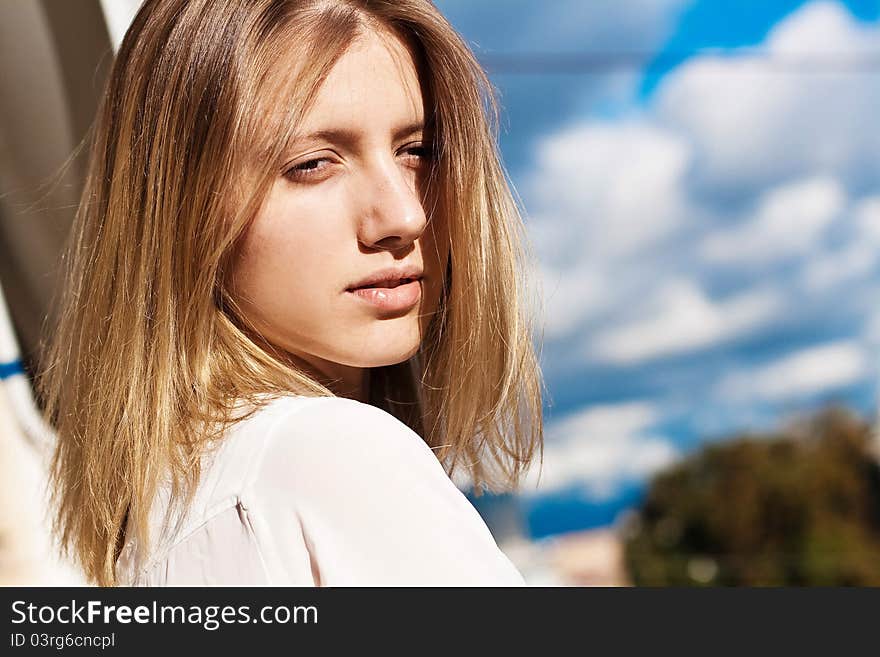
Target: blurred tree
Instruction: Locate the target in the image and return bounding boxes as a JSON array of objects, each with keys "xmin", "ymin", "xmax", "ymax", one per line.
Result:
[{"xmin": 623, "ymin": 405, "xmax": 880, "ymax": 586}]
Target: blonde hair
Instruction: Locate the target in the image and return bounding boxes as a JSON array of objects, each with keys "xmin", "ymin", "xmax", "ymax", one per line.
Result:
[{"xmin": 38, "ymin": 0, "xmax": 545, "ymax": 586}]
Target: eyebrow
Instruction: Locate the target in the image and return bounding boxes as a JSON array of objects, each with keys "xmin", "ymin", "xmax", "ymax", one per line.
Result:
[{"xmin": 290, "ymin": 121, "xmax": 428, "ymax": 148}]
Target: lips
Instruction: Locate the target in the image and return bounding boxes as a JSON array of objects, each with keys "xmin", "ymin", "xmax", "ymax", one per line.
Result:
[
  {"xmin": 354, "ymin": 277, "xmax": 417, "ymax": 290},
  {"xmin": 346, "ymin": 264, "xmax": 424, "ymax": 292},
  {"xmin": 346, "ymin": 277, "xmax": 423, "ymax": 313}
]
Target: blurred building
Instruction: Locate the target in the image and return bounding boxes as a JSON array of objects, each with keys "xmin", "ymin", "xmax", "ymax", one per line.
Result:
[
  {"xmin": 545, "ymin": 528, "xmax": 629, "ymax": 586},
  {"xmin": 470, "ymin": 490, "xmax": 631, "ymax": 585},
  {"xmin": 500, "ymin": 528, "xmax": 630, "ymax": 587}
]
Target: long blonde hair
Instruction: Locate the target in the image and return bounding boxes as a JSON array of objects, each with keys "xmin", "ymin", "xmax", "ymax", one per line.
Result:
[{"xmin": 38, "ymin": 0, "xmax": 545, "ymax": 586}]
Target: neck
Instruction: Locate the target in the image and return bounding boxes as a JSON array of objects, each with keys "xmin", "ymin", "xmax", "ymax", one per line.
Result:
[
  {"xmin": 290, "ymin": 354, "xmax": 369, "ymax": 403},
  {"xmin": 333, "ymin": 367, "xmax": 370, "ymax": 403}
]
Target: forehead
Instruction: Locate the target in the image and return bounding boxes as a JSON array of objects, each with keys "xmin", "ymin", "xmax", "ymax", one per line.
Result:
[{"xmin": 292, "ymin": 26, "xmax": 427, "ymax": 139}]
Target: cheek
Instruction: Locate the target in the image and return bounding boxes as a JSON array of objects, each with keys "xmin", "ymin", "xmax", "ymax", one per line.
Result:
[{"xmin": 232, "ymin": 192, "xmax": 348, "ymax": 322}]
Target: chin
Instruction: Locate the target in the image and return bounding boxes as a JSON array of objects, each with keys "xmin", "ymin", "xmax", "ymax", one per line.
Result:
[
  {"xmin": 353, "ymin": 343, "xmax": 421, "ymax": 368},
  {"xmin": 340, "ymin": 328, "xmax": 422, "ymax": 368},
  {"xmin": 349, "ymin": 316, "xmax": 422, "ymax": 367}
]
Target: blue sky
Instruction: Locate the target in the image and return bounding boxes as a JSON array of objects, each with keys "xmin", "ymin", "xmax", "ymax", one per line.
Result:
[{"xmin": 436, "ymin": 0, "xmax": 880, "ymax": 539}]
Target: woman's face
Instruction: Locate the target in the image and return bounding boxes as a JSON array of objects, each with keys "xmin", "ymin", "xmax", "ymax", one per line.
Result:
[{"xmin": 230, "ymin": 26, "xmax": 448, "ymax": 398}]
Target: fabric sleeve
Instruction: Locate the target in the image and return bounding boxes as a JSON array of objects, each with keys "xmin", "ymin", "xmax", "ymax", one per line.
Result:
[
  {"xmin": 243, "ymin": 397, "xmax": 526, "ymax": 587},
  {"xmin": 119, "ymin": 503, "xmax": 281, "ymax": 586}
]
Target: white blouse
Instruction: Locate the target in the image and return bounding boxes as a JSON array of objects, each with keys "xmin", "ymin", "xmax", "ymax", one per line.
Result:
[{"xmin": 115, "ymin": 394, "xmax": 526, "ymax": 586}]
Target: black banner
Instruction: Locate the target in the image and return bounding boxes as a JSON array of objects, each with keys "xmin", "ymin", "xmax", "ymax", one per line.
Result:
[{"xmin": 1, "ymin": 587, "xmax": 876, "ymax": 652}]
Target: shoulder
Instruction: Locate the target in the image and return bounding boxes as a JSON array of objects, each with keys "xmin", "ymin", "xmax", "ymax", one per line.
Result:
[
  {"xmin": 260, "ymin": 394, "xmax": 424, "ymax": 449},
  {"xmin": 241, "ymin": 395, "xmax": 449, "ymax": 501},
  {"xmin": 238, "ymin": 395, "xmax": 526, "ymax": 585}
]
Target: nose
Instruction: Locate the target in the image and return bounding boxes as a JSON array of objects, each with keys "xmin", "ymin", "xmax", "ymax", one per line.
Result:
[{"xmin": 357, "ymin": 155, "xmax": 427, "ymax": 252}]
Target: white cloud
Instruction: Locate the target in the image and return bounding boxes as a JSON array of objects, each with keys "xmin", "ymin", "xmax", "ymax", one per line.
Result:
[
  {"xmin": 529, "ymin": 120, "xmax": 691, "ymax": 262},
  {"xmin": 655, "ymin": 2, "xmax": 880, "ymax": 194},
  {"xmin": 770, "ymin": 1, "xmax": 880, "ymax": 54},
  {"xmin": 865, "ymin": 310, "xmax": 880, "ymax": 348},
  {"xmin": 700, "ymin": 177, "xmax": 845, "ymax": 266},
  {"xmin": 588, "ymin": 279, "xmax": 781, "ymax": 364},
  {"xmin": 802, "ymin": 243, "xmax": 878, "ymax": 292},
  {"xmin": 525, "ymin": 120, "xmax": 694, "ymax": 342},
  {"xmin": 550, "ymin": 401, "xmax": 660, "ymax": 438},
  {"xmin": 525, "ymin": 1, "xmax": 880, "ymax": 381},
  {"xmin": 716, "ymin": 340, "xmax": 872, "ymax": 403},
  {"xmin": 539, "ymin": 263, "xmax": 609, "ymax": 339},
  {"xmin": 799, "ymin": 194, "xmax": 880, "ymax": 291},
  {"xmin": 521, "ymin": 401, "xmax": 677, "ymax": 500},
  {"xmin": 855, "ymin": 196, "xmax": 880, "ymax": 243}
]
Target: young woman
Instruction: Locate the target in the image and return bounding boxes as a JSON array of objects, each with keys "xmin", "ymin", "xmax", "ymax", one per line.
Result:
[{"xmin": 39, "ymin": 0, "xmax": 545, "ymax": 586}]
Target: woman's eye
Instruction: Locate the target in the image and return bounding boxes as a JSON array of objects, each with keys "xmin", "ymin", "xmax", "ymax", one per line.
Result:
[
  {"xmin": 284, "ymin": 158, "xmax": 331, "ymax": 182},
  {"xmin": 402, "ymin": 144, "xmax": 433, "ymax": 163}
]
